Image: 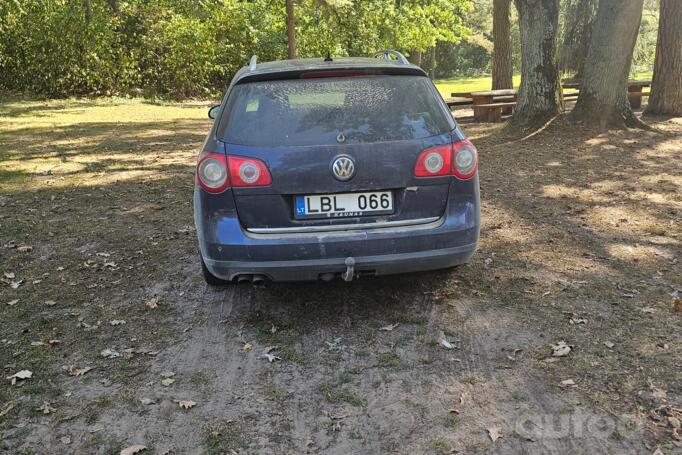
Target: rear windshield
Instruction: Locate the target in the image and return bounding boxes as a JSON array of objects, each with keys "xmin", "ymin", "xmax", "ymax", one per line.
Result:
[{"xmin": 217, "ymin": 75, "xmax": 454, "ymax": 147}]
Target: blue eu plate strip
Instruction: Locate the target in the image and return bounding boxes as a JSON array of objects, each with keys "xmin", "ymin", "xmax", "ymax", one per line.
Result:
[{"xmin": 295, "ymin": 196, "xmax": 306, "ymax": 216}]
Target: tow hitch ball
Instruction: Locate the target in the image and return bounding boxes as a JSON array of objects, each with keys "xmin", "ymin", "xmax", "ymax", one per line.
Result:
[{"xmin": 342, "ymin": 257, "xmax": 356, "ymax": 282}]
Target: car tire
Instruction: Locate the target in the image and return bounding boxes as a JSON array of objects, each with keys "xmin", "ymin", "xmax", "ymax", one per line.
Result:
[{"xmin": 200, "ymin": 256, "xmax": 229, "ymax": 286}]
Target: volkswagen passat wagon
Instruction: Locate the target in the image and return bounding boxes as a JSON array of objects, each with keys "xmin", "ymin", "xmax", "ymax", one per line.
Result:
[{"xmin": 194, "ymin": 52, "xmax": 480, "ymax": 284}]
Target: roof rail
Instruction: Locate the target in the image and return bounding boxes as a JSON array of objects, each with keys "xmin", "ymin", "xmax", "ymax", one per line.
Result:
[
  {"xmin": 373, "ymin": 50, "xmax": 409, "ymax": 65},
  {"xmin": 249, "ymin": 55, "xmax": 257, "ymax": 71}
]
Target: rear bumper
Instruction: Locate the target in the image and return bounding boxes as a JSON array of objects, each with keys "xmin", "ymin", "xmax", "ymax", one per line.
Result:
[
  {"xmin": 195, "ymin": 176, "xmax": 480, "ymax": 282},
  {"xmin": 203, "ymin": 243, "xmax": 476, "ymax": 282}
]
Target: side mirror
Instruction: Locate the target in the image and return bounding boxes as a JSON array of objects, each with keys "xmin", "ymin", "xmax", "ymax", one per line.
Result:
[{"xmin": 208, "ymin": 104, "xmax": 220, "ymax": 119}]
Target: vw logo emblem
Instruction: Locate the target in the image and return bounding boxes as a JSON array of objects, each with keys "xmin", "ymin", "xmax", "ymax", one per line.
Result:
[{"xmin": 331, "ymin": 155, "xmax": 356, "ymax": 181}]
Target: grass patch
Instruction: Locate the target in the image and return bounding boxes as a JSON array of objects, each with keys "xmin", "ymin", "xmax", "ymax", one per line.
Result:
[
  {"xmin": 428, "ymin": 437, "xmax": 451, "ymax": 453},
  {"xmin": 433, "ymin": 72, "xmax": 653, "ymax": 97},
  {"xmin": 318, "ymin": 382, "xmax": 367, "ymax": 407},
  {"xmin": 462, "ymin": 375, "xmax": 481, "ymax": 385},
  {"xmin": 202, "ymin": 421, "xmax": 249, "ymax": 455},
  {"xmin": 377, "ymin": 351, "xmax": 405, "ymax": 369}
]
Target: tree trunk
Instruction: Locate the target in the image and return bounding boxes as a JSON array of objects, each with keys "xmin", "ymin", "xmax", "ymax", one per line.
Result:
[
  {"xmin": 559, "ymin": 0, "xmax": 597, "ymax": 81},
  {"xmin": 429, "ymin": 46, "xmax": 437, "ymax": 79},
  {"xmin": 411, "ymin": 50, "xmax": 422, "ymax": 66},
  {"xmin": 571, "ymin": 0, "xmax": 645, "ymax": 129},
  {"xmin": 509, "ymin": 0, "xmax": 562, "ymax": 129},
  {"xmin": 492, "ymin": 0, "xmax": 513, "ymax": 90},
  {"xmin": 286, "ymin": 0, "xmax": 297, "ymax": 60},
  {"xmin": 84, "ymin": 0, "xmax": 92, "ymax": 22},
  {"xmin": 645, "ymin": 0, "xmax": 682, "ymax": 116}
]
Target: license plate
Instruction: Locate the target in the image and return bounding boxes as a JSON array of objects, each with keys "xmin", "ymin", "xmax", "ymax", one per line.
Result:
[{"xmin": 295, "ymin": 191, "xmax": 393, "ymax": 219}]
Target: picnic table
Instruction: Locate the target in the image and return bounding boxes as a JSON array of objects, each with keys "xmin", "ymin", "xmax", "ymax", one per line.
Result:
[
  {"xmin": 561, "ymin": 80, "xmax": 651, "ymax": 108},
  {"xmin": 468, "ymin": 89, "xmax": 518, "ymax": 122}
]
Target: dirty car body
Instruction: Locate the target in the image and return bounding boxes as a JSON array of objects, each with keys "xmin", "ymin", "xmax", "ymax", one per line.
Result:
[{"xmin": 194, "ymin": 54, "xmax": 480, "ymax": 283}]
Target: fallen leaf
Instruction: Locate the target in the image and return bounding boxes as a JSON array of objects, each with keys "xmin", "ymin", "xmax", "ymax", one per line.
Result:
[
  {"xmin": 7, "ymin": 370, "xmax": 32, "ymax": 385},
  {"xmin": 110, "ymin": 320, "xmax": 126, "ymax": 326},
  {"xmin": 101, "ymin": 348, "xmax": 121, "ymax": 359},
  {"xmin": 139, "ymin": 398, "xmax": 156, "ymax": 405},
  {"xmin": 641, "ymin": 307, "xmax": 656, "ymax": 314},
  {"xmin": 161, "ymin": 378, "xmax": 175, "ymax": 387},
  {"xmin": 241, "ymin": 342, "xmax": 253, "ymax": 351},
  {"xmin": 263, "ymin": 353, "xmax": 281, "ymax": 362},
  {"xmin": 669, "ymin": 416, "xmax": 681, "ymax": 429},
  {"xmin": 604, "ymin": 341, "xmax": 615, "ymax": 349},
  {"xmin": 68, "ymin": 366, "xmax": 93, "ymax": 377},
  {"xmin": 60, "ymin": 436, "xmax": 71, "ymax": 445},
  {"xmin": 37, "ymin": 402, "xmax": 56, "ymax": 414},
  {"xmin": 270, "ymin": 324, "xmax": 278, "ymax": 334},
  {"xmin": 96, "ymin": 252, "xmax": 111, "ymax": 257},
  {"xmin": 0, "ymin": 402, "xmax": 14, "ymax": 417},
  {"xmin": 379, "ymin": 323, "xmax": 399, "ymax": 332},
  {"xmin": 10, "ymin": 280, "xmax": 22, "ymax": 289},
  {"xmin": 174, "ymin": 400, "xmax": 196, "ymax": 410},
  {"xmin": 45, "ymin": 300, "xmax": 56, "ymax": 306},
  {"xmin": 160, "ymin": 371, "xmax": 175, "ymax": 378},
  {"xmin": 560, "ymin": 379, "xmax": 576, "ymax": 388},
  {"xmin": 4, "ymin": 272, "xmax": 15, "ymax": 279},
  {"xmin": 487, "ymin": 426, "xmax": 502, "ymax": 442},
  {"xmin": 145, "ymin": 297, "xmax": 159, "ymax": 309},
  {"xmin": 17, "ymin": 246, "xmax": 33, "ymax": 252},
  {"xmin": 7, "ymin": 299, "xmax": 19, "ymax": 306},
  {"xmin": 120, "ymin": 445, "xmax": 147, "ymax": 455},
  {"xmin": 551, "ymin": 341, "xmax": 572, "ymax": 357},
  {"xmin": 439, "ymin": 339, "xmax": 455, "ymax": 350},
  {"xmin": 673, "ymin": 298, "xmax": 682, "ymax": 313}
]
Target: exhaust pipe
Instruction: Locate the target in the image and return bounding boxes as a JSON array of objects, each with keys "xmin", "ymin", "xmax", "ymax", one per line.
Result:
[
  {"xmin": 252, "ymin": 274, "xmax": 267, "ymax": 284},
  {"xmin": 236, "ymin": 274, "xmax": 252, "ymax": 283}
]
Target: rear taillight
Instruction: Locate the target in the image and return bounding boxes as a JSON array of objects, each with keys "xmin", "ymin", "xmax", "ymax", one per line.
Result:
[
  {"xmin": 414, "ymin": 144, "xmax": 452, "ymax": 177},
  {"xmin": 452, "ymin": 140, "xmax": 478, "ymax": 180},
  {"xmin": 227, "ymin": 156, "xmax": 272, "ymax": 187},
  {"xmin": 196, "ymin": 153, "xmax": 272, "ymax": 193},
  {"xmin": 197, "ymin": 152, "xmax": 229, "ymax": 193},
  {"xmin": 414, "ymin": 140, "xmax": 478, "ymax": 180}
]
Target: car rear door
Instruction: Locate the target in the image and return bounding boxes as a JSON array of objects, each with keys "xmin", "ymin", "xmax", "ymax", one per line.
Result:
[{"xmin": 217, "ymin": 74, "xmax": 457, "ymax": 231}]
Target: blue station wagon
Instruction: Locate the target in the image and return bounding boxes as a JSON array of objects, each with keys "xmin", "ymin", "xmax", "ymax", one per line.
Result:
[{"xmin": 194, "ymin": 51, "xmax": 480, "ymax": 283}]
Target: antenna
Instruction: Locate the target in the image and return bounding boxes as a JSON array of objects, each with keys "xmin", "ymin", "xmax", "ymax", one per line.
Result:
[
  {"xmin": 249, "ymin": 55, "xmax": 258, "ymax": 71},
  {"xmin": 324, "ymin": 52, "xmax": 333, "ymax": 62}
]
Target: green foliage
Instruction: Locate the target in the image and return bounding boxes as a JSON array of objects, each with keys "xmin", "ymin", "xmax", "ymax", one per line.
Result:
[{"xmin": 0, "ymin": 0, "xmax": 472, "ymax": 98}]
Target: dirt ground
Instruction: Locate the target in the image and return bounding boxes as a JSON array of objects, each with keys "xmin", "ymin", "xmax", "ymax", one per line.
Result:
[{"xmin": 1, "ymin": 98, "xmax": 680, "ymax": 455}]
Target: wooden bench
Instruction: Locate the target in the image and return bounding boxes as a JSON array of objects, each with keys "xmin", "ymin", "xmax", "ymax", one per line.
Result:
[
  {"xmin": 444, "ymin": 96, "xmax": 473, "ymax": 109},
  {"xmin": 628, "ymin": 82, "xmax": 651, "ymax": 108},
  {"xmin": 472, "ymin": 102, "xmax": 517, "ymax": 123}
]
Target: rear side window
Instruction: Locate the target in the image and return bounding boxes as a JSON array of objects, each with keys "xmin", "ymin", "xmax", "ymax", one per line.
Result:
[{"xmin": 217, "ymin": 76, "xmax": 454, "ymax": 147}]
